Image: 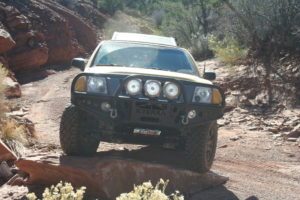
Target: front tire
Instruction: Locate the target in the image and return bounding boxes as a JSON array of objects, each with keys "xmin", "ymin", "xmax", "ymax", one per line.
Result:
[
  {"xmin": 185, "ymin": 121, "xmax": 218, "ymax": 173},
  {"xmin": 60, "ymin": 105, "xmax": 100, "ymax": 156}
]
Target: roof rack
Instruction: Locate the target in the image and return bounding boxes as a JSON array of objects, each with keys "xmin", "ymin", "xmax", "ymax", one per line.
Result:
[{"xmin": 111, "ymin": 32, "xmax": 177, "ymax": 46}]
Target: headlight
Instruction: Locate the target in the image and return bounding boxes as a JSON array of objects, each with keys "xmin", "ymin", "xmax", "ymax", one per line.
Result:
[
  {"xmin": 87, "ymin": 76, "xmax": 107, "ymax": 94},
  {"xmin": 125, "ymin": 79, "xmax": 142, "ymax": 95},
  {"xmin": 193, "ymin": 86, "xmax": 212, "ymax": 103},
  {"xmin": 144, "ymin": 80, "xmax": 161, "ymax": 98},
  {"xmin": 163, "ymin": 82, "xmax": 180, "ymax": 100}
]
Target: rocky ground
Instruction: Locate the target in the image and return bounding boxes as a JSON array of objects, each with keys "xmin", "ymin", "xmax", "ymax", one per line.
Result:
[{"xmin": 0, "ymin": 59, "xmax": 298, "ymax": 200}]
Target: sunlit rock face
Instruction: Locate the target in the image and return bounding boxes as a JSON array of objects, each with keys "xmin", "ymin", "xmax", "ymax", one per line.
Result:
[{"xmin": 0, "ymin": 0, "xmax": 98, "ymax": 72}]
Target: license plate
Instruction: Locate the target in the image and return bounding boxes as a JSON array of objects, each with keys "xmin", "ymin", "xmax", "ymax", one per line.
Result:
[{"xmin": 133, "ymin": 128, "xmax": 161, "ymax": 136}]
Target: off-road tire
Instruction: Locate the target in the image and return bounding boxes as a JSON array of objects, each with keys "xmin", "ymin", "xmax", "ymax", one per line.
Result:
[
  {"xmin": 60, "ymin": 104, "xmax": 100, "ymax": 156},
  {"xmin": 185, "ymin": 121, "xmax": 218, "ymax": 173}
]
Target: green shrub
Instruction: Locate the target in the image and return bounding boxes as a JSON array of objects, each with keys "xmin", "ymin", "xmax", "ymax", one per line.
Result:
[
  {"xmin": 116, "ymin": 179, "xmax": 184, "ymax": 200},
  {"xmin": 97, "ymin": 0, "xmax": 124, "ymax": 15},
  {"xmin": 26, "ymin": 181, "xmax": 86, "ymax": 200},
  {"xmin": 209, "ymin": 35, "xmax": 248, "ymax": 65}
]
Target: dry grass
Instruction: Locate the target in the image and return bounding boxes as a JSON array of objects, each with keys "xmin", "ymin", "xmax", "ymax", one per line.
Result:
[
  {"xmin": 0, "ymin": 63, "xmax": 27, "ymax": 156},
  {"xmin": 0, "ymin": 63, "xmax": 8, "ymax": 116},
  {"xmin": 0, "ymin": 120, "xmax": 27, "ymax": 157}
]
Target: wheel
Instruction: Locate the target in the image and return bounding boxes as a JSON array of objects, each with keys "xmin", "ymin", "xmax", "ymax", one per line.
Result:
[
  {"xmin": 185, "ymin": 121, "xmax": 218, "ymax": 173},
  {"xmin": 59, "ymin": 104, "xmax": 100, "ymax": 156}
]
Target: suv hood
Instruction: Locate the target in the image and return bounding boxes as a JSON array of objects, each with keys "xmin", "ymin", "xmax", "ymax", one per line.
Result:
[{"xmin": 85, "ymin": 66, "xmax": 212, "ymax": 85}]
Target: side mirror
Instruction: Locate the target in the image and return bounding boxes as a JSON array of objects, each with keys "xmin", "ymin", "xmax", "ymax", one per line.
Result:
[
  {"xmin": 203, "ymin": 72, "xmax": 216, "ymax": 80},
  {"xmin": 71, "ymin": 58, "xmax": 87, "ymax": 71}
]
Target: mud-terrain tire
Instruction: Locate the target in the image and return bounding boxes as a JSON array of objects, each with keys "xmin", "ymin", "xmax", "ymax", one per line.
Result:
[
  {"xmin": 185, "ymin": 121, "xmax": 218, "ymax": 173},
  {"xmin": 60, "ymin": 105, "xmax": 100, "ymax": 156}
]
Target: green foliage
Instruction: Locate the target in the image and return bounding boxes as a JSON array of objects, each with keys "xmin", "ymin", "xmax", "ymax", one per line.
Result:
[
  {"xmin": 26, "ymin": 181, "xmax": 86, "ymax": 200},
  {"xmin": 155, "ymin": 0, "xmax": 220, "ymax": 59},
  {"xmin": 209, "ymin": 35, "xmax": 248, "ymax": 65},
  {"xmin": 97, "ymin": 0, "xmax": 124, "ymax": 15},
  {"xmin": 220, "ymin": 0, "xmax": 300, "ymax": 57},
  {"xmin": 117, "ymin": 179, "xmax": 184, "ymax": 200}
]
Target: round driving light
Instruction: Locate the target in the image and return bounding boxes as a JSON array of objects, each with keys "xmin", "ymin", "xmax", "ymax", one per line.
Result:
[
  {"xmin": 101, "ymin": 102, "xmax": 111, "ymax": 112},
  {"xmin": 188, "ymin": 110, "xmax": 197, "ymax": 119},
  {"xmin": 144, "ymin": 80, "xmax": 161, "ymax": 98},
  {"xmin": 125, "ymin": 79, "xmax": 142, "ymax": 95},
  {"xmin": 163, "ymin": 82, "xmax": 180, "ymax": 100}
]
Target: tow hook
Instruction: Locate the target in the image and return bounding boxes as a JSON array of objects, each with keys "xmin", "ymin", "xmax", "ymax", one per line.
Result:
[
  {"xmin": 181, "ymin": 115, "xmax": 189, "ymax": 125},
  {"xmin": 110, "ymin": 109, "xmax": 118, "ymax": 119}
]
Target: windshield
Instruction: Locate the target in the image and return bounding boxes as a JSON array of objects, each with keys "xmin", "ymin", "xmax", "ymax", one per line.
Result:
[{"xmin": 92, "ymin": 41, "xmax": 198, "ymax": 75}]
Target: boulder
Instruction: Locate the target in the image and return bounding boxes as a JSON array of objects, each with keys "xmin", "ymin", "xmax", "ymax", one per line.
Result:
[
  {"xmin": 3, "ymin": 74, "xmax": 21, "ymax": 98},
  {"xmin": 8, "ymin": 46, "xmax": 49, "ymax": 72},
  {"xmin": 0, "ymin": 0, "xmax": 99, "ymax": 72},
  {"xmin": 286, "ymin": 124, "xmax": 300, "ymax": 138},
  {"xmin": 15, "ymin": 155, "xmax": 228, "ymax": 199},
  {"xmin": 0, "ymin": 161, "xmax": 13, "ymax": 183},
  {"xmin": 0, "ymin": 29, "xmax": 15, "ymax": 54}
]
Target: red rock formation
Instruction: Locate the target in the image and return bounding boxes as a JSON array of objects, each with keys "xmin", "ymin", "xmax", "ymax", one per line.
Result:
[
  {"xmin": 15, "ymin": 154, "xmax": 228, "ymax": 199},
  {"xmin": 3, "ymin": 75, "xmax": 21, "ymax": 98},
  {"xmin": 74, "ymin": 2, "xmax": 108, "ymax": 29},
  {"xmin": 0, "ymin": 0, "xmax": 100, "ymax": 72},
  {"xmin": 8, "ymin": 46, "xmax": 49, "ymax": 72},
  {"xmin": 0, "ymin": 29, "xmax": 15, "ymax": 54}
]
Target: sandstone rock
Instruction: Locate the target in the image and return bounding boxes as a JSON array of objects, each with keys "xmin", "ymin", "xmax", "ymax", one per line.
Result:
[
  {"xmin": 230, "ymin": 136, "xmax": 240, "ymax": 141},
  {"xmin": 15, "ymin": 153, "xmax": 228, "ymax": 199},
  {"xmin": 0, "ymin": 140, "xmax": 17, "ymax": 163},
  {"xmin": 74, "ymin": 2, "xmax": 108, "ymax": 28},
  {"xmin": 1, "ymin": 0, "xmax": 99, "ymax": 72},
  {"xmin": 8, "ymin": 46, "xmax": 49, "ymax": 72},
  {"xmin": 0, "ymin": 184, "xmax": 28, "ymax": 199},
  {"xmin": 268, "ymin": 127, "xmax": 280, "ymax": 134},
  {"xmin": 0, "ymin": 29, "xmax": 16, "ymax": 54},
  {"xmin": 285, "ymin": 124, "xmax": 300, "ymax": 138},
  {"xmin": 3, "ymin": 76, "xmax": 21, "ymax": 98},
  {"xmin": 39, "ymin": 0, "xmax": 97, "ymax": 63},
  {"xmin": 287, "ymin": 137, "xmax": 297, "ymax": 142},
  {"xmin": 0, "ymin": 161, "xmax": 13, "ymax": 182}
]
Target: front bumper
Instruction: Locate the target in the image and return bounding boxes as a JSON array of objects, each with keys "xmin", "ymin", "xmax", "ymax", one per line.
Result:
[
  {"xmin": 72, "ymin": 94, "xmax": 223, "ymax": 131},
  {"xmin": 71, "ymin": 73, "xmax": 224, "ymax": 131}
]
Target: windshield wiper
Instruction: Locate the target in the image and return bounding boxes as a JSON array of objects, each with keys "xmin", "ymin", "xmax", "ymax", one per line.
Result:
[
  {"xmin": 148, "ymin": 67, "xmax": 172, "ymax": 72},
  {"xmin": 96, "ymin": 64, "xmax": 123, "ymax": 67}
]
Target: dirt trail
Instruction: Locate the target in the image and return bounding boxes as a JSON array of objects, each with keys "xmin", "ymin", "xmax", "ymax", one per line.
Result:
[{"xmin": 19, "ymin": 64, "xmax": 300, "ymax": 200}]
